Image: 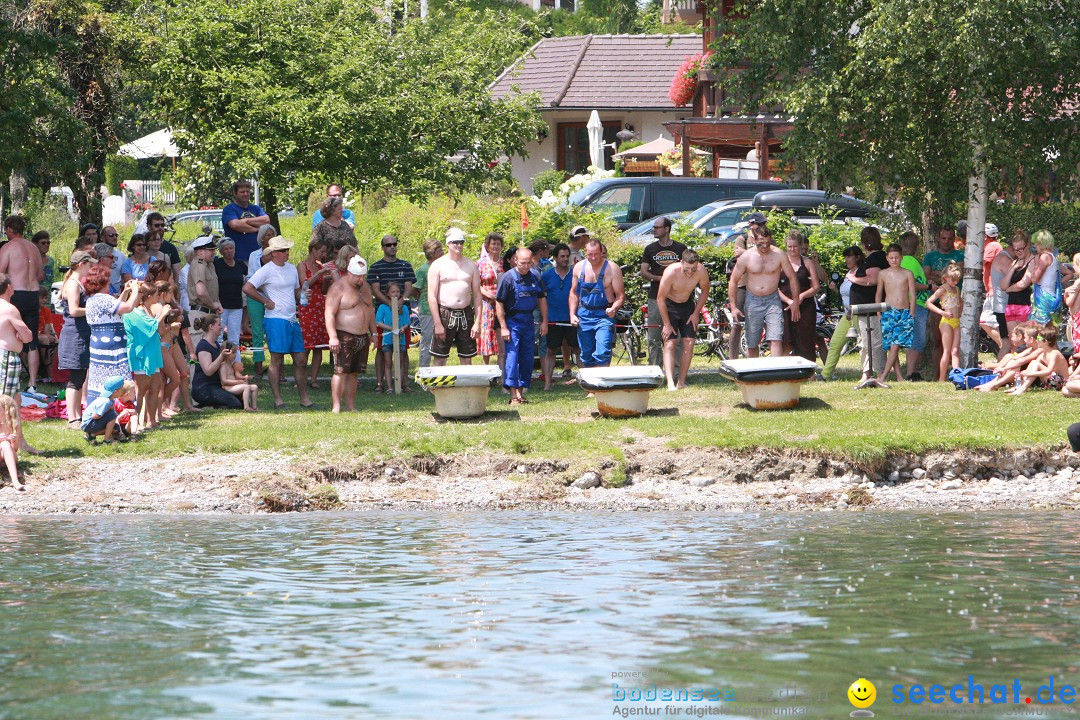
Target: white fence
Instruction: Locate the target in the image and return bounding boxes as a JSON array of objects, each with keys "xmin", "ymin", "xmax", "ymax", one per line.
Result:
[{"xmin": 126, "ymin": 179, "xmax": 176, "ymax": 206}]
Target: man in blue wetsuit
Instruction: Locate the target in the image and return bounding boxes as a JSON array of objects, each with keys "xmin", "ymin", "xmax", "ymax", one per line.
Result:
[
  {"xmin": 495, "ymin": 248, "xmax": 547, "ymax": 405},
  {"xmin": 569, "ymin": 239, "xmax": 625, "ymax": 368}
]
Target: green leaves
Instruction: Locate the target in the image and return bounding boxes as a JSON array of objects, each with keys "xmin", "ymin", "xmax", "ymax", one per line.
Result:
[
  {"xmin": 139, "ymin": 0, "xmax": 543, "ymax": 209},
  {"xmin": 711, "ymin": 0, "xmax": 1079, "ymax": 223}
]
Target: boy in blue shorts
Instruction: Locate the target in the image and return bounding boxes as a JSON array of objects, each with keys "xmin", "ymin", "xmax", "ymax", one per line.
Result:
[{"xmin": 875, "ymin": 244, "xmax": 916, "ymax": 384}]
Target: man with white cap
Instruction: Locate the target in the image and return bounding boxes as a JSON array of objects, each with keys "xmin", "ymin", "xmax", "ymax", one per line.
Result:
[
  {"xmin": 187, "ymin": 235, "xmax": 222, "ymax": 346},
  {"xmin": 983, "ymin": 223, "xmax": 1002, "ymax": 294},
  {"xmin": 427, "ymin": 227, "xmax": 481, "ymax": 366},
  {"xmin": 243, "ymin": 236, "xmax": 313, "ymax": 409},
  {"xmin": 325, "ymin": 255, "xmax": 376, "ymax": 413}
]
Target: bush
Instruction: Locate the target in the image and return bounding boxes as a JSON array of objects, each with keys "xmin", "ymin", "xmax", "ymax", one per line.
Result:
[
  {"xmin": 531, "ymin": 169, "xmax": 566, "ymax": 197},
  {"xmin": 978, "ymin": 202, "xmax": 1080, "ymax": 257},
  {"xmin": 104, "ymin": 155, "xmax": 138, "ymax": 197}
]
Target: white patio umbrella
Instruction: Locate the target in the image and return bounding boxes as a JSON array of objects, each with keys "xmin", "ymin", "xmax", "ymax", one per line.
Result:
[
  {"xmin": 117, "ymin": 128, "xmax": 179, "ymax": 159},
  {"xmin": 587, "ymin": 110, "xmax": 605, "ymax": 170}
]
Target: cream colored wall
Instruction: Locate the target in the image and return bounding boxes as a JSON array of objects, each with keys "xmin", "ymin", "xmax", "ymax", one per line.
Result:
[{"xmin": 509, "ymin": 110, "xmax": 688, "ymax": 194}]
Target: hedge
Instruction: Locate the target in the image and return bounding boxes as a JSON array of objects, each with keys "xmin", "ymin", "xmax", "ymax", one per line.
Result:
[{"xmin": 963, "ymin": 202, "xmax": 1080, "ymax": 257}]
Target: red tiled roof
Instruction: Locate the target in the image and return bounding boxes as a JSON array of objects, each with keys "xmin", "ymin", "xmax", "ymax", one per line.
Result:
[{"xmin": 490, "ymin": 34, "xmax": 703, "ymax": 110}]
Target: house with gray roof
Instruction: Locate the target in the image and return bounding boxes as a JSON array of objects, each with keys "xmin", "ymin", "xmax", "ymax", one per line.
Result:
[{"xmin": 490, "ymin": 34, "xmax": 701, "ymax": 193}]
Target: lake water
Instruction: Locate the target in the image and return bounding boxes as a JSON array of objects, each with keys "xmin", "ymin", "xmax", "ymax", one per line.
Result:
[{"xmin": 1, "ymin": 512, "xmax": 1078, "ymax": 719}]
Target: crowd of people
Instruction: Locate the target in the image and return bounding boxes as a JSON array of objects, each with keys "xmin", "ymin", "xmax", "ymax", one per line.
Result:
[{"xmin": 0, "ymin": 179, "xmax": 1073, "ymax": 490}]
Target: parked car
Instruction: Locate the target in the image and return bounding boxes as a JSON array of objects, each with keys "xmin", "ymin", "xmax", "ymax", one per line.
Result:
[
  {"xmin": 619, "ymin": 212, "xmax": 687, "ymax": 244},
  {"xmin": 710, "ymin": 215, "xmax": 872, "ymax": 246},
  {"xmin": 564, "ymin": 177, "xmax": 787, "ymax": 230}
]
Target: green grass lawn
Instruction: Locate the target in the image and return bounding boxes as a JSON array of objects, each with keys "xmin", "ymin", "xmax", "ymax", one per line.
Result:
[{"xmin": 20, "ymin": 350, "xmax": 1077, "ymax": 480}]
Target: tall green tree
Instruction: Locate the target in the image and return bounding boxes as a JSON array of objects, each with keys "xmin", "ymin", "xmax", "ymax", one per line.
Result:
[
  {"xmin": 141, "ymin": 0, "xmax": 543, "ymax": 216},
  {"xmin": 713, "ymin": 0, "xmax": 1079, "ymax": 364}
]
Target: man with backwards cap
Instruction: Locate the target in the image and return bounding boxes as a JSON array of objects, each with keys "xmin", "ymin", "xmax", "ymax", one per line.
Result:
[
  {"xmin": 244, "ymin": 236, "xmax": 314, "ymax": 410},
  {"xmin": 427, "ymin": 227, "xmax": 481, "ymax": 367},
  {"xmin": 324, "ymin": 255, "xmax": 376, "ymax": 413},
  {"xmin": 187, "ymin": 235, "xmax": 222, "ymax": 346},
  {"xmin": 568, "ymin": 226, "xmax": 590, "ymax": 263}
]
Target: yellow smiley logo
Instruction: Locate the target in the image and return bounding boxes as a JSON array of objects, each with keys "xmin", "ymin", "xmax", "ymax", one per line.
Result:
[{"xmin": 848, "ymin": 678, "xmax": 877, "ymax": 709}]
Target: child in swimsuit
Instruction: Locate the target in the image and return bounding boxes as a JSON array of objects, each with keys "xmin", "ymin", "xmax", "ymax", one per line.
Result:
[
  {"xmin": 112, "ymin": 380, "xmax": 138, "ymax": 437},
  {"xmin": 218, "ymin": 342, "xmax": 260, "ymax": 412},
  {"xmin": 0, "ymin": 395, "xmax": 24, "ymax": 490},
  {"xmin": 978, "ymin": 324, "xmax": 1040, "ymax": 392},
  {"xmin": 1010, "ymin": 324, "xmax": 1068, "ymax": 395},
  {"xmin": 927, "ymin": 262, "xmax": 963, "ymax": 382}
]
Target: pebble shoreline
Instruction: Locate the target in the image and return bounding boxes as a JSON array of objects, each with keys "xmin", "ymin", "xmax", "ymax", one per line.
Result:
[{"xmin": 2, "ymin": 445, "xmax": 1078, "ymax": 514}]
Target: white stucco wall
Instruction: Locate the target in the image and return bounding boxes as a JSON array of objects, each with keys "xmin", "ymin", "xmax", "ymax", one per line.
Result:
[{"xmin": 509, "ymin": 109, "xmax": 690, "ymax": 195}]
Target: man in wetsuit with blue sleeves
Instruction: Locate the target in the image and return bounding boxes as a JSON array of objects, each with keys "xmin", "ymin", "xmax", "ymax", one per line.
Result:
[
  {"xmin": 496, "ymin": 248, "xmax": 548, "ymax": 405},
  {"xmin": 569, "ymin": 239, "xmax": 625, "ymax": 368}
]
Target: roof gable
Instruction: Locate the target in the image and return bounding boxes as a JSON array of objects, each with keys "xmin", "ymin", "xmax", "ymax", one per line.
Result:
[{"xmin": 490, "ymin": 34, "xmax": 703, "ymax": 110}]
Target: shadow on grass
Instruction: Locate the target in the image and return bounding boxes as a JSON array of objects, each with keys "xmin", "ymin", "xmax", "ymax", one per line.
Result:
[
  {"xmin": 733, "ymin": 397, "xmax": 833, "ymax": 412},
  {"xmin": 589, "ymin": 407, "xmax": 682, "ymax": 419},
  {"xmin": 432, "ymin": 410, "xmax": 522, "ymax": 423}
]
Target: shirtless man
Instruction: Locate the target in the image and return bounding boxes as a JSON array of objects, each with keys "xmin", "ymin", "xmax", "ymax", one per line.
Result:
[
  {"xmin": 875, "ymin": 244, "xmax": 917, "ymax": 384},
  {"xmin": 427, "ymin": 228, "xmax": 481, "ymax": 366},
  {"xmin": 727, "ymin": 213, "xmax": 766, "ymax": 358},
  {"xmin": 657, "ymin": 249, "xmax": 710, "ymax": 391},
  {"xmin": 325, "ymin": 256, "xmax": 376, "ymax": 413},
  {"xmin": 0, "ymin": 273, "xmax": 35, "ymax": 453},
  {"xmin": 727, "ymin": 227, "xmax": 800, "ymax": 358},
  {"xmin": 0, "ymin": 216, "xmax": 43, "ymax": 391},
  {"xmin": 569, "ymin": 239, "xmax": 625, "ymax": 368}
]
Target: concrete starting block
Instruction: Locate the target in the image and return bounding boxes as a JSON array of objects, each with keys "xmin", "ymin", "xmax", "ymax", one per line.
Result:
[
  {"xmin": 719, "ymin": 357, "xmax": 818, "ymax": 410},
  {"xmin": 577, "ymin": 365, "xmax": 665, "ymax": 418},
  {"xmin": 416, "ymin": 365, "xmax": 502, "ymax": 418}
]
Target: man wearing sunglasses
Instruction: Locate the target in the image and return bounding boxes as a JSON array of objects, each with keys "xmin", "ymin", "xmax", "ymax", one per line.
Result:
[
  {"xmin": 100, "ymin": 226, "xmax": 127, "ymax": 292},
  {"xmin": 368, "ymin": 235, "xmax": 416, "ymax": 392}
]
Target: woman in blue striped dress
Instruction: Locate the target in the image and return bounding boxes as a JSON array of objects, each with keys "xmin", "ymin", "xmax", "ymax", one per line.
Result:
[{"xmin": 84, "ymin": 266, "xmax": 140, "ymax": 402}]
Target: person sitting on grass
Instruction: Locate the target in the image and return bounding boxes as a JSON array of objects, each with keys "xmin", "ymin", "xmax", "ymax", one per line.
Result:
[
  {"xmin": 375, "ymin": 283, "xmax": 412, "ymax": 393},
  {"xmin": 81, "ymin": 375, "xmax": 125, "ymax": 444},
  {"xmin": 113, "ymin": 380, "xmax": 138, "ymax": 437},
  {"xmin": 0, "ymin": 394, "xmax": 24, "ymax": 490},
  {"xmin": 978, "ymin": 323, "xmax": 1040, "ymax": 393},
  {"xmin": 218, "ymin": 340, "xmax": 259, "ymax": 412},
  {"xmin": 37, "ymin": 288, "xmax": 59, "ymax": 382},
  {"xmin": 190, "ymin": 314, "xmax": 245, "ymax": 410},
  {"xmin": 874, "ymin": 243, "xmax": 916, "ymax": 384},
  {"xmin": 926, "ymin": 261, "xmax": 963, "ymax": 382},
  {"xmin": 1060, "ymin": 353, "xmax": 1080, "ymax": 398},
  {"xmin": 1009, "ymin": 324, "xmax": 1068, "ymax": 395}
]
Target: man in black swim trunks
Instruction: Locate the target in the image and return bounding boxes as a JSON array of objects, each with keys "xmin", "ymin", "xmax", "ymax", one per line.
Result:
[
  {"xmin": 0, "ymin": 215, "xmax": 44, "ymax": 392},
  {"xmin": 657, "ymin": 248, "xmax": 710, "ymax": 391}
]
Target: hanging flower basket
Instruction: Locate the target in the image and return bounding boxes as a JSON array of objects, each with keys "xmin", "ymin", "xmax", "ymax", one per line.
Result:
[{"xmin": 669, "ymin": 51, "xmax": 712, "ymax": 107}]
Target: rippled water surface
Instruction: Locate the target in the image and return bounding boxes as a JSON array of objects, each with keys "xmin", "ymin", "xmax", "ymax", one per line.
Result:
[{"xmin": 2, "ymin": 512, "xmax": 1079, "ymax": 719}]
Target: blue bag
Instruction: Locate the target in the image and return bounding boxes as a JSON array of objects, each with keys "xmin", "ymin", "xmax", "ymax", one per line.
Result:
[{"xmin": 948, "ymin": 367, "xmax": 995, "ymax": 390}]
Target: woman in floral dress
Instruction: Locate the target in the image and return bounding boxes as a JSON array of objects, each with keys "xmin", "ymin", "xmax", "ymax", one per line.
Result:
[
  {"xmin": 477, "ymin": 232, "xmax": 505, "ymax": 365},
  {"xmin": 297, "ymin": 237, "xmax": 337, "ymax": 389}
]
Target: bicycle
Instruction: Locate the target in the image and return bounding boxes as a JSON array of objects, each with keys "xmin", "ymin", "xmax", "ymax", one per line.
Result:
[{"xmin": 610, "ymin": 304, "xmax": 645, "ymax": 366}]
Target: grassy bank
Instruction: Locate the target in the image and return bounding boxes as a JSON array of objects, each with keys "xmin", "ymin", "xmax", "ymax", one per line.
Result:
[{"xmin": 18, "ymin": 359, "xmax": 1076, "ymax": 482}]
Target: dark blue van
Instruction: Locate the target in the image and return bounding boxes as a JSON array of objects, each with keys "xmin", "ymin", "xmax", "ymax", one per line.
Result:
[{"xmin": 565, "ymin": 177, "xmax": 787, "ymax": 230}]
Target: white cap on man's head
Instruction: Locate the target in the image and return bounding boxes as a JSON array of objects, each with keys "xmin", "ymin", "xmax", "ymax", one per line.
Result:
[
  {"xmin": 985, "ymin": 223, "xmax": 999, "ymax": 238},
  {"xmin": 446, "ymin": 227, "xmax": 466, "ymax": 244},
  {"xmin": 348, "ymin": 256, "xmax": 368, "ymax": 276}
]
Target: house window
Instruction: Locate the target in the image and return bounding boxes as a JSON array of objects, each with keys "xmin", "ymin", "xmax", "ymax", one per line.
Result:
[{"xmin": 556, "ymin": 121, "xmax": 622, "ymax": 176}]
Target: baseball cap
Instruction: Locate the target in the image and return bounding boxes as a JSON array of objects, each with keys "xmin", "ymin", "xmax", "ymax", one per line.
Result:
[
  {"xmin": 70, "ymin": 250, "xmax": 95, "ymax": 265},
  {"xmin": 570, "ymin": 226, "xmax": 590, "ymax": 238},
  {"xmin": 104, "ymin": 376, "xmax": 125, "ymax": 393},
  {"xmin": 746, "ymin": 212, "xmax": 768, "ymax": 225},
  {"xmin": 985, "ymin": 223, "xmax": 999, "ymax": 238},
  {"xmin": 348, "ymin": 256, "xmax": 368, "ymax": 275},
  {"xmin": 446, "ymin": 228, "xmax": 466, "ymax": 244}
]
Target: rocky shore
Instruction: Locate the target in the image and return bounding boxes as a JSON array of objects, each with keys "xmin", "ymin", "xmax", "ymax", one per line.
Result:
[{"xmin": 3, "ymin": 441, "xmax": 1079, "ymax": 514}]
